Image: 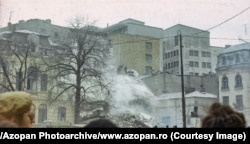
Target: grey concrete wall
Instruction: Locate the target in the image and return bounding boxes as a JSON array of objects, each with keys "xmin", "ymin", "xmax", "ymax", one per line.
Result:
[{"xmin": 141, "ymin": 73, "xmax": 219, "ymax": 96}]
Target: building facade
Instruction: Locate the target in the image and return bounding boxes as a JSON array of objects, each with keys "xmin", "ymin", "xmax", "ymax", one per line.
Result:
[
  {"xmin": 0, "ymin": 29, "xmax": 75, "ymax": 127},
  {"xmin": 102, "ymin": 19, "xmax": 162, "ymax": 75},
  {"xmin": 161, "ymin": 24, "xmax": 223, "ymax": 76},
  {"xmin": 216, "ymin": 42, "xmax": 250, "ymax": 125}
]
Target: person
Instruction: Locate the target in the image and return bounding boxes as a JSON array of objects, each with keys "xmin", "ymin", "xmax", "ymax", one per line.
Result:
[
  {"xmin": 201, "ymin": 102, "xmax": 246, "ymax": 128},
  {"xmin": 83, "ymin": 118, "xmax": 118, "ymax": 128},
  {"xmin": 0, "ymin": 91, "xmax": 34, "ymax": 128}
]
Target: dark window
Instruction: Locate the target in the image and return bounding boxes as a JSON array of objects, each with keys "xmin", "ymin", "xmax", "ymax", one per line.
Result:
[
  {"xmin": 222, "ymin": 76, "xmax": 229, "ymax": 89},
  {"xmin": 194, "ymin": 61, "xmax": 199, "ymax": 67},
  {"xmin": 194, "ymin": 51, "xmax": 199, "ymax": 56},
  {"xmin": 236, "ymin": 95, "xmax": 243, "ymax": 110},
  {"xmin": 58, "ymin": 107, "xmax": 66, "ymax": 121},
  {"xmin": 175, "ymin": 36, "xmax": 178, "ymax": 46},
  {"xmin": 207, "ymin": 62, "xmax": 211, "ymax": 68},
  {"xmin": 189, "ymin": 50, "xmax": 193, "ymax": 56},
  {"xmin": 235, "ymin": 74, "xmax": 242, "ymax": 88},
  {"xmin": 222, "ymin": 96, "xmax": 229, "ymax": 105},
  {"xmin": 202, "ymin": 62, "xmax": 206, "ymax": 68},
  {"xmin": 235, "ymin": 54, "xmax": 240, "ymax": 63},
  {"xmin": 189, "ymin": 61, "xmax": 194, "ymax": 67},
  {"xmin": 41, "ymin": 74, "xmax": 48, "ymax": 91},
  {"xmin": 146, "ymin": 42, "xmax": 152, "ymax": 50},
  {"xmin": 38, "ymin": 104, "xmax": 47, "ymax": 123},
  {"xmin": 27, "ymin": 66, "xmax": 38, "ymax": 90},
  {"xmin": 145, "ymin": 54, "xmax": 152, "ymax": 62}
]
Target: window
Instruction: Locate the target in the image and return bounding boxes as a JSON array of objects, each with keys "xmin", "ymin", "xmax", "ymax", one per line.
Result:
[
  {"xmin": 202, "ymin": 62, "xmax": 206, "ymax": 68},
  {"xmin": 145, "ymin": 66, "xmax": 152, "ymax": 75},
  {"xmin": 207, "ymin": 52, "xmax": 211, "ymax": 57},
  {"xmin": 175, "ymin": 36, "xmax": 178, "ymax": 46},
  {"xmin": 189, "ymin": 50, "xmax": 193, "ymax": 56},
  {"xmin": 194, "ymin": 51, "xmax": 199, "ymax": 56},
  {"xmin": 146, "ymin": 42, "xmax": 152, "ymax": 50},
  {"xmin": 235, "ymin": 74, "xmax": 242, "ymax": 88},
  {"xmin": 236, "ymin": 95, "xmax": 243, "ymax": 110},
  {"xmin": 168, "ymin": 63, "xmax": 170, "ymax": 69},
  {"xmin": 38, "ymin": 104, "xmax": 47, "ymax": 123},
  {"xmin": 189, "ymin": 61, "xmax": 194, "ymax": 67},
  {"xmin": 176, "ymin": 50, "xmax": 179, "ymax": 56},
  {"xmin": 207, "ymin": 62, "xmax": 211, "ymax": 68},
  {"xmin": 235, "ymin": 54, "xmax": 240, "ymax": 63},
  {"xmin": 222, "ymin": 56, "xmax": 226, "ymax": 65},
  {"xmin": 145, "ymin": 54, "xmax": 152, "ymax": 62},
  {"xmin": 58, "ymin": 107, "xmax": 66, "ymax": 121},
  {"xmin": 27, "ymin": 66, "xmax": 38, "ymax": 91},
  {"xmin": 222, "ymin": 76, "xmax": 229, "ymax": 89},
  {"xmin": 202, "ymin": 52, "xmax": 211, "ymax": 57},
  {"xmin": 222, "ymin": 96, "xmax": 229, "ymax": 105},
  {"xmin": 194, "ymin": 61, "xmax": 199, "ymax": 67},
  {"xmin": 41, "ymin": 74, "xmax": 48, "ymax": 91},
  {"xmin": 202, "ymin": 52, "xmax": 206, "ymax": 57}
]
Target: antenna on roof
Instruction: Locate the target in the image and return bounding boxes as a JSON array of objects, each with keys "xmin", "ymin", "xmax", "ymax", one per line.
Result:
[{"xmin": 9, "ymin": 11, "xmax": 14, "ymax": 23}]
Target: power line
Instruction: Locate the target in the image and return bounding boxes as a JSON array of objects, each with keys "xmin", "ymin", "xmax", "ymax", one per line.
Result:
[{"xmin": 186, "ymin": 6, "xmax": 250, "ymax": 36}]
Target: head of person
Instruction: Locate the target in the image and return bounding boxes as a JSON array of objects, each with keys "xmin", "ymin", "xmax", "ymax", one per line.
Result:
[
  {"xmin": 0, "ymin": 91, "xmax": 34, "ymax": 128},
  {"xmin": 201, "ymin": 102, "xmax": 246, "ymax": 128},
  {"xmin": 84, "ymin": 118, "xmax": 118, "ymax": 128}
]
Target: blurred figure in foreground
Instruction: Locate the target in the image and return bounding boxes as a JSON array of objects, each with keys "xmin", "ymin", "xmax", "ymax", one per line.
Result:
[
  {"xmin": 0, "ymin": 91, "xmax": 34, "ymax": 128},
  {"xmin": 83, "ymin": 118, "xmax": 118, "ymax": 128},
  {"xmin": 0, "ymin": 115, "xmax": 18, "ymax": 127},
  {"xmin": 201, "ymin": 102, "xmax": 246, "ymax": 128}
]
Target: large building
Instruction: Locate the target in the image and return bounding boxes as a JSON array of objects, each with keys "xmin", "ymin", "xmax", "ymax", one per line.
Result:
[
  {"xmin": 216, "ymin": 42, "xmax": 250, "ymax": 125},
  {"xmin": 0, "ymin": 29, "xmax": 75, "ymax": 127},
  {"xmin": 102, "ymin": 19, "xmax": 163, "ymax": 75},
  {"xmin": 161, "ymin": 24, "xmax": 223, "ymax": 76}
]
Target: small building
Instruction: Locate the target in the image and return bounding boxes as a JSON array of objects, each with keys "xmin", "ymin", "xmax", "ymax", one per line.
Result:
[{"xmin": 155, "ymin": 90, "xmax": 218, "ymax": 128}]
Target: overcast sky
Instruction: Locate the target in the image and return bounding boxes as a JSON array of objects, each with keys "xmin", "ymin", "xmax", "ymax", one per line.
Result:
[{"xmin": 0, "ymin": 0, "xmax": 250, "ymax": 47}]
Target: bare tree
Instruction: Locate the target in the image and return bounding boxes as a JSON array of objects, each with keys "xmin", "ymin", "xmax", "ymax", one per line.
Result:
[
  {"xmin": 44, "ymin": 17, "xmax": 111, "ymax": 124},
  {"xmin": 0, "ymin": 31, "xmax": 44, "ymax": 91}
]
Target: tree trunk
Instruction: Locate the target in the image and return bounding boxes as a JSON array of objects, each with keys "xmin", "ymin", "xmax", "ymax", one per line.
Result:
[{"xmin": 74, "ymin": 73, "xmax": 81, "ymax": 124}]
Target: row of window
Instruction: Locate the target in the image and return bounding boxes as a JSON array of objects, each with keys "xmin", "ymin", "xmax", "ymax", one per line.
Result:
[
  {"xmin": 189, "ymin": 50, "xmax": 211, "ymax": 57},
  {"xmin": 163, "ymin": 50, "xmax": 179, "ymax": 59},
  {"xmin": 32, "ymin": 104, "xmax": 66, "ymax": 123},
  {"xmin": 16, "ymin": 66, "xmax": 48, "ymax": 91},
  {"xmin": 189, "ymin": 61, "xmax": 211, "ymax": 68},
  {"xmin": 221, "ymin": 74, "xmax": 242, "ymax": 89},
  {"xmin": 221, "ymin": 54, "xmax": 240, "ymax": 65},
  {"xmin": 222, "ymin": 95, "xmax": 243, "ymax": 110},
  {"xmin": 165, "ymin": 61, "xmax": 179, "ymax": 69}
]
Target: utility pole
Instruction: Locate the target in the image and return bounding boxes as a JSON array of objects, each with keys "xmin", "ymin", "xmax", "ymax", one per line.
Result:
[{"xmin": 178, "ymin": 30, "xmax": 186, "ymax": 128}]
